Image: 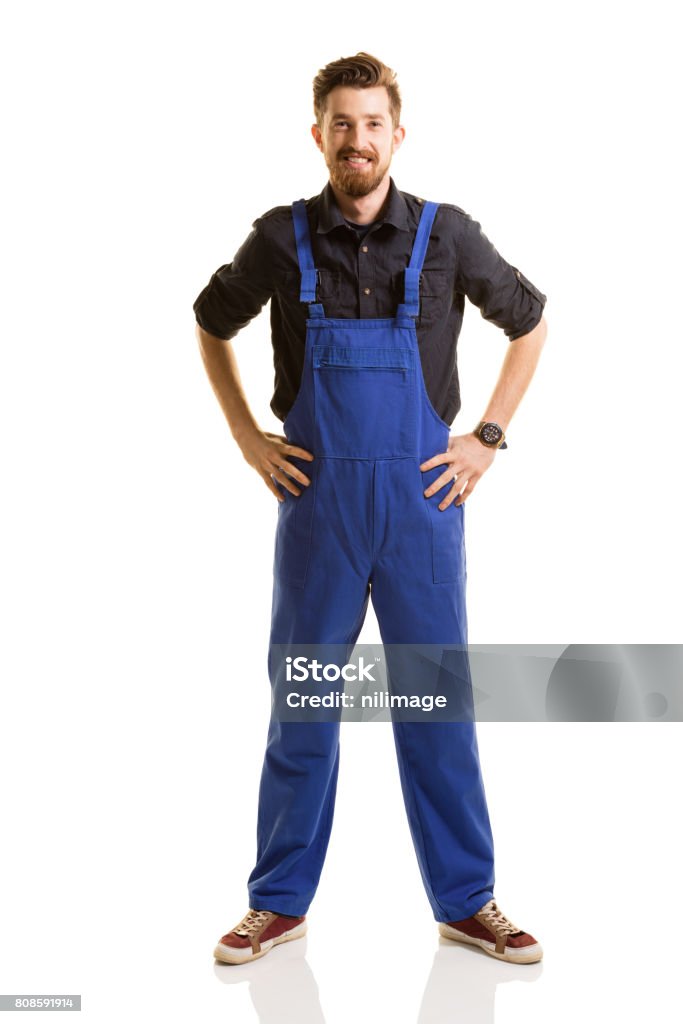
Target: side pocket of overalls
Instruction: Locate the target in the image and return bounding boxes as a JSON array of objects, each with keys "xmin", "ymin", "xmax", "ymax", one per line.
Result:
[
  {"xmin": 274, "ymin": 462, "xmax": 318, "ymax": 589},
  {"xmin": 421, "ymin": 463, "xmax": 466, "ymax": 584}
]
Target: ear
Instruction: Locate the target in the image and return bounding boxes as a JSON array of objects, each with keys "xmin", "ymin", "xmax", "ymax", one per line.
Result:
[
  {"xmin": 311, "ymin": 122, "xmax": 323, "ymax": 151},
  {"xmin": 392, "ymin": 124, "xmax": 406, "ymax": 153}
]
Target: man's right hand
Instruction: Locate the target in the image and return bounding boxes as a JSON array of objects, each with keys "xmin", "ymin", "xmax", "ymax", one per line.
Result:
[{"xmin": 238, "ymin": 427, "xmax": 314, "ymax": 502}]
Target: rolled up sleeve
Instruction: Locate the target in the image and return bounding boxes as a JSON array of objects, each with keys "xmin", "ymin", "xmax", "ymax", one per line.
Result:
[
  {"xmin": 193, "ymin": 218, "xmax": 275, "ymax": 341},
  {"xmin": 455, "ymin": 212, "xmax": 547, "ymax": 340}
]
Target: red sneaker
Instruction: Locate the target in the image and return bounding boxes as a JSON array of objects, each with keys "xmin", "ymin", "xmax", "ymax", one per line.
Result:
[
  {"xmin": 213, "ymin": 909, "xmax": 307, "ymax": 964},
  {"xmin": 439, "ymin": 899, "xmax": 543, "ymax": 963}
]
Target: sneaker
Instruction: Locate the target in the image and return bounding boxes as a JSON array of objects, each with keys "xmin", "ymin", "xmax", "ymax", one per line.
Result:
[
  {"xmin": 438, "ymin": 899, "xmax": 543, "ymax": 964},
  {"xmin": 213, "ymin": 909, "xmax": 307, "ymax": 964}
]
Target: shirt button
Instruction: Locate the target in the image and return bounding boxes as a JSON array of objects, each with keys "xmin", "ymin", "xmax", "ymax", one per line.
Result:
[
  {"xmin": 363, "ymin": 287, "xmax": 371, "ymax": 295},
  {"xmin": 361, "ymin": 245, "xmax": 369, "ymax": 253}
]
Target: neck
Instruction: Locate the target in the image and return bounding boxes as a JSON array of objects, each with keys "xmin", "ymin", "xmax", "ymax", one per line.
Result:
[{"xmin": 328, "ymin": 174, "xmax": 391, "ymax": 224}]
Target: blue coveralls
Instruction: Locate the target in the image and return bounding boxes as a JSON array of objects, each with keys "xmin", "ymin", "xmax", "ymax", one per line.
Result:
[{"xmin": 247, "ymin": 197, "xmax": 496, "ymax": 923}]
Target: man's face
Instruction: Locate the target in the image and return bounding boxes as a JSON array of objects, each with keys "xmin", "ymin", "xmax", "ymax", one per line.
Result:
[{"xmin": 313, "ymin": 85, "xmax": 404, "ymax": 198}]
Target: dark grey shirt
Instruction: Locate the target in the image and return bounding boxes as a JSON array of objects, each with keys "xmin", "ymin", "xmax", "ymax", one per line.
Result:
[{"xmin": 193, "ymin": 176, "xmax": 547, "ymax": 425}]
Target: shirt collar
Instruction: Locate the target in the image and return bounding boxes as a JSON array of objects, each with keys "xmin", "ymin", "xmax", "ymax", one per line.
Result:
[{"xmin": 315, "ymin": 175, "xmax": 411, "ymax": 234}]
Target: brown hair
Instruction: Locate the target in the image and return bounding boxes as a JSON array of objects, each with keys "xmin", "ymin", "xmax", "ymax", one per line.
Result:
[{"xmin": 312, "ymin": 52, "xmax": 401, "ymax": 131}]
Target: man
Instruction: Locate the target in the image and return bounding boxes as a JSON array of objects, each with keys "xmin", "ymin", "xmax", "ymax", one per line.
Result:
[{"xmin": 194, "ymin": 52, "xmax": 548, "ymax": 966}]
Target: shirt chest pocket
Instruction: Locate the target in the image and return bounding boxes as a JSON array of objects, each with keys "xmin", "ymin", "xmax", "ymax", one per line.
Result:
[
  {"xmin": 419, "ymin": 269, "xmax": 453, "ymax": 322},
  {"xmin": 392, "ymin": 269, "xmax": 453, "ymax": 326}
]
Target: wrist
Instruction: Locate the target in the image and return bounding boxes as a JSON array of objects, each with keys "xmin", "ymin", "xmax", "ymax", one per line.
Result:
[{"xmin": 231, "ymin": 417, "xmax": 261, "ymax": 448}]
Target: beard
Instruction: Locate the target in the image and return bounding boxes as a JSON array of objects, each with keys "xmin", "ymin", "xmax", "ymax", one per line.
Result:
[{"xmin": 326, "ymin": 149, "xmax": 390, "ymax": 197}]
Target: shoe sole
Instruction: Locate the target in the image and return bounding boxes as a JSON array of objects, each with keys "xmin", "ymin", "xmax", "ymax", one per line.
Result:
[
  {"xmin": 438, "ymin": 923, "xmax": 543, "ymax": 964},
  {"xmin": 213, "ymin": 921, "xmax": 307, "ymax": 964}
]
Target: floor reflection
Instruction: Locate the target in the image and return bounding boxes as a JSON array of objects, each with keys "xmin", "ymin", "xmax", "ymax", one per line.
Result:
[
  {"xmin": 214, "ymin": 930, "xmax": 542, "ymax": 1023},
  {"xmin": 417, "ymin": 938, "xmax": 542, "ymax": 1023},
  {"xmin": 214, "ymin": 936, "xmax": 325, "ymax": 1024}
]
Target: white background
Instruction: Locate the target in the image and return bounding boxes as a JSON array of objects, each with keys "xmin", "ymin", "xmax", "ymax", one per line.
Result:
[{"xmin": 1, "ymin": 1, "xmax": 681, "ymax": 1021}]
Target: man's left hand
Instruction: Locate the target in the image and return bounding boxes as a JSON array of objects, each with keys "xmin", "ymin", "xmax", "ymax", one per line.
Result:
[{"xmin": 420, "ymin": 433, "xmax": 497, "ymax": 508}]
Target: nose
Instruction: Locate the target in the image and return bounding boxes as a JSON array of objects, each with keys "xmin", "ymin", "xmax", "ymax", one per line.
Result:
[{"xmin": 346, "ymin": 127, "xmax": 371, "ymax": 155}]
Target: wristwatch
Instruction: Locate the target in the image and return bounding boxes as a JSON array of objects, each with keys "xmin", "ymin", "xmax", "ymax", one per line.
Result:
[{"xmin": 475, "ymin": 421, "xmax": 508, "ymax": 449}]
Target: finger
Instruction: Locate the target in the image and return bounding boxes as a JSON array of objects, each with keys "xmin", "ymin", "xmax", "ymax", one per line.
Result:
[
  {"xmin": 437, "ymin": 480, "xmax": 463, "ymax": 511},
  {"xmin": 273, "ymin": 458, "xmax": 312, "ymax": 488},
  {"xmin": 270, "ymin": 466, "xmax": 304, "ymax": 496},
  {"xmin": 284, "ymin": 444, "xmax": 315, "ymax": 462},
  {"xmin": 453, "ymin": 480, "xmax": 475, "ymax": 507},
  {"xmin": 263, "ymin": 472, "xmax": 286, "ymax": 502},
  {"xmin": 419, "ymin": 451, "xmax": 450, "ymax": 472},
  {"xmin": 423, "ymin": 466, "xmax": 462, "ymax": 498}
]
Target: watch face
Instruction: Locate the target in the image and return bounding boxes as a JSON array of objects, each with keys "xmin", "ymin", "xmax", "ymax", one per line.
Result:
[{"xmin": 480, "ymin": 422, "xmax": 503, "ymax": 446}]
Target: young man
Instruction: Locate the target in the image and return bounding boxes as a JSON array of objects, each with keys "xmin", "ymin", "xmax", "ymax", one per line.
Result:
[{"xmin": 194, "ymin": 52, "xmax": 548, "ymax": 966}]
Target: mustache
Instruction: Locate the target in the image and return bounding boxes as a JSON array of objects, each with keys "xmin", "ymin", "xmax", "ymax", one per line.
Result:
[{"xmin": 339, "ymin": 152, "xmax": 375, "ymax": 161}]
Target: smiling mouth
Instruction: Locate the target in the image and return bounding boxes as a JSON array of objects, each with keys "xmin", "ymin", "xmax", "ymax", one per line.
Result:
[{"xmin": 343, "ymin": 155, "xmax": 373, "ymax": 167}]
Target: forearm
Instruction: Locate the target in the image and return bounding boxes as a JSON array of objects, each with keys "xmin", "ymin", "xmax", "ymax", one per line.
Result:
[
  {"xmin": 480, "ymin": 316, "xmax": 548, "ymax": 432},
  {"xmin": 195, "ymin": 324, "xmax": 260, "ymax": 446}
]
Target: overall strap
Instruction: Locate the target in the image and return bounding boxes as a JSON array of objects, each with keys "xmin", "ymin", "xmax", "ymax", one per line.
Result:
[
  {"xmin": 399, "ymin": 200, "xmax": 440, "ymax": 319},
  {"xmin": 291, "ymin": 199, "xmax": 325, "ymax": 318}
]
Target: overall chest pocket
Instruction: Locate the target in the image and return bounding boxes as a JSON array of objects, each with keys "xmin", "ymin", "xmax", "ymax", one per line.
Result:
[{"xmin": 312, "ymin": 345, "xmax": 417, "ymax": 459}]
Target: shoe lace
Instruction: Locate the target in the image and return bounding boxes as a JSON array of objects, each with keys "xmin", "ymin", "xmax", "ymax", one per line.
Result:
[
  {"xmin": 477, "ymin": 900, "xmax": 523, "ymax": 936},
  {"xmin": 233, "ymin": 909, "xmax": 273, "ymax": 937}
]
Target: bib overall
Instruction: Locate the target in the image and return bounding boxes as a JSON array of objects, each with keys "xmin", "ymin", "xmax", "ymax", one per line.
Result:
[{"xmin": 247, "ymin": 198, "xmax": 495, "ymax": 922}]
